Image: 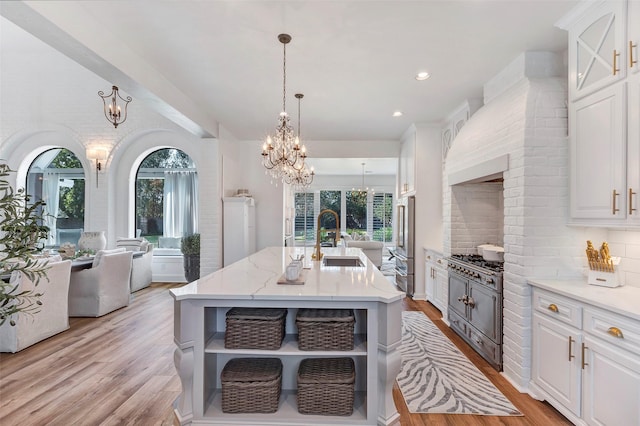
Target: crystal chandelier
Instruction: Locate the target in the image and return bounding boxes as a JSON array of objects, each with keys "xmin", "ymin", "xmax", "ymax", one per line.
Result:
[
  {"xmin": 261, "ymin": 34, "xmax": 309, "ymax": 184},
  {"xmin": 284, "ymin": 93, "xmax": 314, "ymax": 190}
]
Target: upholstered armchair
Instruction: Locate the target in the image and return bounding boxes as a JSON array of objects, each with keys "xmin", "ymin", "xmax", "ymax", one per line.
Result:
[
  {"xmin": 68, "ymin": 249, "xmax": 133, "ymax": 317},
  {"xmin": 116, "ymin": 238, "xmax": 153, "ymax": 292},
  {"xmin": 341, "ymin": 233, "xmax": 385, "ymax": 268},
  {"xmin": 0, "ymin": 259, "xmax": 73, "ymax": 353}
]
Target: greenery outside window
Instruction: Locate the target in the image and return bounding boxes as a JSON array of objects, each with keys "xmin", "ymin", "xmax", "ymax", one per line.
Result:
[
  {"xmin": 345, "ymin": 190, "xmax": 367, "ymax": 236},
  {"xmin": 135, "ymin": 149, "xmax": 198, "ymax": 247},
  {"xmin": 319, "ymin": 190, "xmax": 341, "ymax": 245},
  {"xmin": 26, "ymin": 148, "xmax": 85, "ymax": 247},
  {"xmin": 294, "ymin": 192, "xmax": 314, "ymax": 244},
  {"xmin": 372, "ymin": 192, "xmax": 393, "ymax": 243}
]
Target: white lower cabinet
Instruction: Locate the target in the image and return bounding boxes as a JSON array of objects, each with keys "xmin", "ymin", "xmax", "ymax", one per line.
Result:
[
  {"xmin": 530, "ymin": 287, "xmax": 640, "ymax": 426},
  {"xmin": 582, "ymin": 335, "xmax": 640, "ymax": 426},
  {"xmin": 532, "ymin": 313, "xmax": 582, "ymax": 417},
  {"xmin": 425, "ymin": 249, "xmax": 447, "ymax": 316}
]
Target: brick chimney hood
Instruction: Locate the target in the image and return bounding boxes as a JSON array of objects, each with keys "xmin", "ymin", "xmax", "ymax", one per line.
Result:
[
  {"xmin": 443, "ymin": 51, "xmax": 570, "ymax": 390},
  {"xmin": 446, "ymin": 51, "xmax": 566, "ymax": 185}
]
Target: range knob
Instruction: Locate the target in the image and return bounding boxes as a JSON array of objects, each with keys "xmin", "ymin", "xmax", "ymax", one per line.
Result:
[
  {"xmin": 474, "ymin": 272, "xmax": 481, "ymax": 279},
  {"xmin": 485, "ymin": 277, "xmax": 494, "ymax": 284}
]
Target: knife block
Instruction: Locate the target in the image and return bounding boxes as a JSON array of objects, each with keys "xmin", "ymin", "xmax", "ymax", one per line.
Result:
[
  {"xmin": 588, "ymin": 256, "xmax": 622, "ymax": 287},
  {"xmin": 588, "ymin": 269, "xmax": 621, "ymax": 287}
]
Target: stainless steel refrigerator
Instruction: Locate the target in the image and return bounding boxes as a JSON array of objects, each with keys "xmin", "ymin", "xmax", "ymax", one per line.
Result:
[{"xmin": 394, "ymin": 195, "xmax": 415, "ymax": 297}]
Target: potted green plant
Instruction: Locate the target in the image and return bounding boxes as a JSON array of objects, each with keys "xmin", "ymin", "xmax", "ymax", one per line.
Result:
[
  {"xmin": 181, "ymin": 233, "xmax": 200, "ymax": 282},
  {"xmin": 0, "ymin": 162, "xmax": 50, "ymax": 326}
]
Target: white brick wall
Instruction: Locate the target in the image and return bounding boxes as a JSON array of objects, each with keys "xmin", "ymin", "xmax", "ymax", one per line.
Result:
[{"xmin": 443, "ymin": 64, "xmax": 587, "ymax": 389}]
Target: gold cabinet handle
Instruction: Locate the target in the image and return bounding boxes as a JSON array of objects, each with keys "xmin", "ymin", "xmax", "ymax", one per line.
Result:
[
  {"xmin": 568, "ymin": 336, "xmax": 575, "ymax": 361},
  {"xmin": 607, "ymin": 326, "xmax": 624, "ymax": 338},
  {"xmin": 613, "ymin": 49, "xmax": 620, "ymax": 75},
  {"xmin": 631, "ymin": 40, "xmax": 638, "ymax": 68},
  {"xmin": 548, "ymin": 303, "xmax": 559, "ymax": 313},
  {"xmin": 630, "ymin": 188, "xmax": 637, "ymax": 215},
  {"xmin": 581, "ymin": 342, "xmax": 589, "ymax": 369},
  {"xmin": 613, "ymin": 189, "xmax": 620, "ymax": 214}
]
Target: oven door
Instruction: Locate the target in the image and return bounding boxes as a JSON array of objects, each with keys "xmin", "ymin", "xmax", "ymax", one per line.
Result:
[
  {"xmin": 448, "ymin": 270, "xmax": 469, "ymax": 319},
  {"xmin": 468, "ymin": 281, "xmax": 502, "ymax": 342}
]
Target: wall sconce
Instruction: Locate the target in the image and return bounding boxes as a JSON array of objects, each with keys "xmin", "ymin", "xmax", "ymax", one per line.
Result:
[
  {"xmin": 86, "ymin": 147, "xmax": 109, "ymax": 187},
  {"xmin": 98, "ymin": 85, "xmax": 132, "ymax": 128}
]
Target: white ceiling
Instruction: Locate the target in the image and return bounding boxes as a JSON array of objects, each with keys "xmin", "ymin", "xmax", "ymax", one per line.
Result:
[{"xmin": 0, "ymin": 0, "xmax": 579, "ymax": 176}]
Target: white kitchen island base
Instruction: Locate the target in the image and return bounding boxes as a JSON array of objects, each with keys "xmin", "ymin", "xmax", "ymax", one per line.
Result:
[{"xmin": 171, "ymin": 246, "xmax": 404, "ymax": 426}]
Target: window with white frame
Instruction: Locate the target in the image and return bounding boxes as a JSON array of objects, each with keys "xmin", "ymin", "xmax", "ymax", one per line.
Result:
[
  {"xmin": 26, "ymin": 148, "xmax": 85, "ymax": 247},
  {"xmin": 135, "ymin": 148, "xmax": 198, "ymax": 247}
]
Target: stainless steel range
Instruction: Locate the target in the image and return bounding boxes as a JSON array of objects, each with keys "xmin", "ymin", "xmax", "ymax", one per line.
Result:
[{"xmin": 447, "ymin": 254, "xmax": 503, "ymax": 370}]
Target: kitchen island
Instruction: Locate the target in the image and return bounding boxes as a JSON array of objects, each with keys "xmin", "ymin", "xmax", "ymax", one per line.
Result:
[{"xmin": 170, "ymin": 246, "xmax": 404, "ymax": 426}]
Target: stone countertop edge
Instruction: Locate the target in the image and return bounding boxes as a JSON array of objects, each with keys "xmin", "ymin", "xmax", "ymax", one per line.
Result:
[
  {"xmin": 528, "ymin": 278, "xmax": 640, "ymax": 321},
  {"xmin": 170, "ymin": 246, "xmax": 404, "ymax": 303}
]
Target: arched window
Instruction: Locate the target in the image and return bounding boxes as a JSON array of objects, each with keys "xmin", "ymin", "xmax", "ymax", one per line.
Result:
[
  {"xmin": 135, "ymin": 148, "xmax": 198, "ymax": 247},
  {"xmin": 26, "ymin": 148, "xmax": 85, "ymax": 247}
]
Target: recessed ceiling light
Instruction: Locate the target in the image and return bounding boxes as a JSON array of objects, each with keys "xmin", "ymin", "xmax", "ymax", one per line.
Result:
[
  {"xmin": 415, "ymin": 71, "xmax": 430, "ymax": 81},
  {"xmin": 392, "ymin": 111, "xmax": 403, "ymax": 117}
]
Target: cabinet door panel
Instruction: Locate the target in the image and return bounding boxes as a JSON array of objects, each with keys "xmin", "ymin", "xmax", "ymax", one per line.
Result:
[
  {"xmin": 583, "ymin": 336, "xmax": 640, "ymax": 426},
  {"xmin": 425, "ymin": 263, "xmax": 435, "ymax": 301},
  {"xmin": 570, "ymin": 84, "xmax": 626, "ymax": 219},
  {"xmin": 569, "ymin": 0, "xmax": 626, "ymax": 100},
  {"xmin": 628, "ymin": 79, "xmax": 640, "ymax": 221},
  {"xmin": 434, "ymin": 269, "xmax": 448, "ymax": 313},
  {"xmin": 531, "ymin": 313, "xmax": 582, "ymax": 417},
  {"xmin": 629, "ymin": 0, "xmax": 640, "ymax": 75}
]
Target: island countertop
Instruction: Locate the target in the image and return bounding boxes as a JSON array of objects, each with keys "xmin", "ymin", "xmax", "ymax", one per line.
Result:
[{"xmin": 171, "ymin": 246, "xmax": 403, "ymax": 303}]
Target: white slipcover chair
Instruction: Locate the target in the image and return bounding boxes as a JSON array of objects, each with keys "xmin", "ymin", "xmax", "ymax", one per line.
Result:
[
  {"xmin": 116, "ymin": 238, "xmax": 154, "ymax": 292},
  {"xmin": 0, "ymin": 259, "xmax": 73, "ymax": 353},
  {"xmin": 68, "ymin": 250, "xmax": 133, "ymax": 317}
]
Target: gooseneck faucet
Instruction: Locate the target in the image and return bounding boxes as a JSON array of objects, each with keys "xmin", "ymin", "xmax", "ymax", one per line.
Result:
[{"xmin": 312, "ymin": 209, "xmax": 340, "ymax": 261}]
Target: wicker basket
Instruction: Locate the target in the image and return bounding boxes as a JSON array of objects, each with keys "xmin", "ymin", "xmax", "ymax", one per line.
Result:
[
  {"xmin": 297, "ymin": 357, "xmax": 355, "ymax": 416},
  {"xmin": 221, "ymin": 357, "xmax": 283, "ymax": 413},
  {"xmin": 225, "ymin": 307, "xmax": 287, "ymax": 349},
  {"xmin": 296, "ymin": 308, "xmax": 355, "ymax": 351}
]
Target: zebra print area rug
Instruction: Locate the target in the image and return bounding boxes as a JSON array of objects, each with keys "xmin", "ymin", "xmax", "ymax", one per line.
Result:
[{"xmin": 396, "ymin": 311, "xmax": 522, "ymax": 416}]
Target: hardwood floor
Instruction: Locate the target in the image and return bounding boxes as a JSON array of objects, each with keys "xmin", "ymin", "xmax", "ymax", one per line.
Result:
[{"xmin": 0, "ymin": 283, "xmax": 571, "ymax": 425}]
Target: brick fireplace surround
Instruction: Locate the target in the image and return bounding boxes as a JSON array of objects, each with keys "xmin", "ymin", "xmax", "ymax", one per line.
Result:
[{"xmin": 442, "ymin": 51, "xmax": 635, "ymax": 391}]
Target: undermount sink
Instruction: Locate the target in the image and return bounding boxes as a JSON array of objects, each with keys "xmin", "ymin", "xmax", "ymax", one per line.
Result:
[{"xmin": 322, "ymin": 256, "xmax": 364, "ymax": 267}]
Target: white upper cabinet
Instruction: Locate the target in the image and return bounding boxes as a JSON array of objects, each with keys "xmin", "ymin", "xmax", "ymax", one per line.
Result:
[
  {"xmin": 629, "ymin": 0, "xmax": 640, "ymax": 75},
  {"xmin": 565, "ymin": 0, "xmax": 640, "ymax": 226},
  {"xmin": 567, "ymin": 0, "xmax": 627, "ymax": 100},
  {"xmin": 570, "ymin": 83, "xmax": 626, "ymax": 220},
  {"xmin": 399, "ymin": 126, "xmax": 416, "ymax": 196},
  {"xmin": 440, "ymin": 99, "xmax": 480, "ymax": 161}
]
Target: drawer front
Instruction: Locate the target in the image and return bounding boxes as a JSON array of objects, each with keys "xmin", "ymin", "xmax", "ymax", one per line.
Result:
[
  {"xmin": 448, "ymin": 309, "xmax": 467, "ymax": 336},
  {"xmin": 425, "ymin": 249, "xmax": 446, "ymax": 271},
  {"xmin": 584, "ymin": 307, "xmax": 640, "ymax": 354},
  {"xmin": 532, "ymin": 288, "xmax": 582, "ymax": 329},
  {"xmin": 468, "ymin": 326, "xmax": 500, "ymax": 368}
]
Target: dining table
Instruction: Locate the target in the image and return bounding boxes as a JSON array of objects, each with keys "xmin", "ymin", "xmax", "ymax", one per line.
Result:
[{"xmin": 1, "ymin": 251, "xmax": 144, "ymax": 281}]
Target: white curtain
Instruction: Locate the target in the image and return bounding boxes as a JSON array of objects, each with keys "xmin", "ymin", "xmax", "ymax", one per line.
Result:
[
  {"xmin": 42, "ymin": 172, "xmax": 60, "ymax": 246},
  {"xmin": 163, "ymin": 171, "xmax": 198, "ymax": 237}
]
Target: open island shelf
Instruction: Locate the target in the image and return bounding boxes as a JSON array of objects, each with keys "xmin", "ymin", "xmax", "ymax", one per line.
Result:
[{"xmin": 171, "ymin": 246, "xmax": 403, "ymax": 426}]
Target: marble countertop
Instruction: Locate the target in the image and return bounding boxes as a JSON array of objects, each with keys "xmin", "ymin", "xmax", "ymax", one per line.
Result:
[
  {"xmin": 528, "ymin": 278, "xmax": 640, "ymax": 321},
  {"xmin": 171, "ymin": 246, "xmax": 404, "ymax": 303}
]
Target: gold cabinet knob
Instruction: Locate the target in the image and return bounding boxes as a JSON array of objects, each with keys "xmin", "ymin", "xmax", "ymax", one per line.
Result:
[{"xmin": 548, "ymin": 303, "xmax": 559, "ymax": 313}]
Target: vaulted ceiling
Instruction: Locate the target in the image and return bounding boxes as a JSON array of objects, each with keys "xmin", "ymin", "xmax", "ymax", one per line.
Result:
[{"xmin": 1, "ymin": 1, "xmax": 578, "ymax": 175}]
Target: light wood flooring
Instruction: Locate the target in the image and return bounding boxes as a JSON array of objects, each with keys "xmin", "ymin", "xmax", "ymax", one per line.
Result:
[{"xmin": 0, "ymin": 283, "xmax": 571, "ymax": 425}]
